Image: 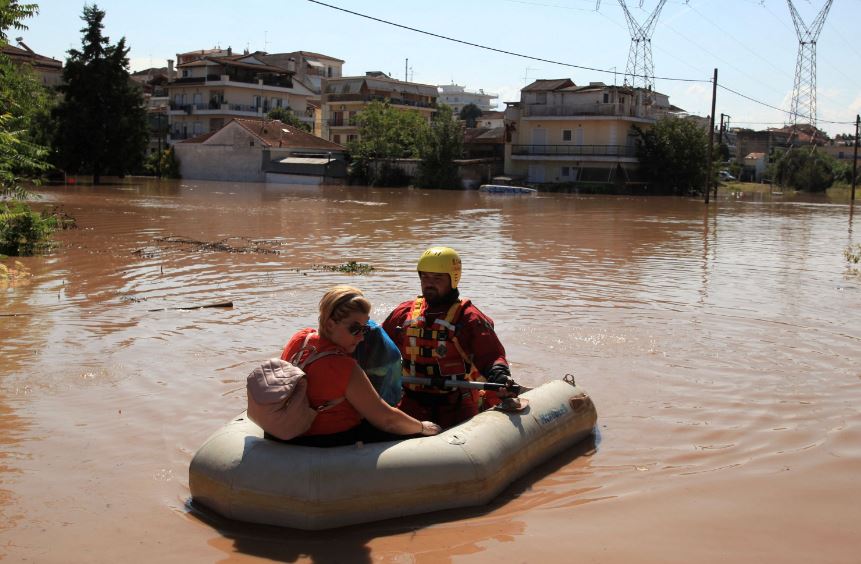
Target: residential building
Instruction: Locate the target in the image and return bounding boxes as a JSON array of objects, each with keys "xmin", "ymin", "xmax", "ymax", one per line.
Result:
[
  {"xmin": 475, "ymin": 110, "xmax": 504, "ymax": 129},
  {"xmin": 167, "ymin": 50, "xmax": 314, "ymax": 143},
  {"xmin": 260, "ymin": 51, "xmax": 344, "ymax": 94},
  {"xmin": 741, "ymin": 152, "xmax": 768, "ymax": 182},
  {"xmin": 2, "ymin": 40, "xmax": 62, "ymax": 88},
  {"xmin": 437, "ymin": 83, "xmax": 497, "ymax": 114},
  {"xmin": 504, "ymin": 79, "xmax": 680, "ymax": 185},
  {"xmin": 131, "ymin": 67, "xmax": 171, "ymax": 155},
  {"xmin": 173, "ymin": 117, "xmax": 346, "ymax": 183},
  {"xmin": 321, "ymin": 72, "xmax": 437, "ymax": 145}
]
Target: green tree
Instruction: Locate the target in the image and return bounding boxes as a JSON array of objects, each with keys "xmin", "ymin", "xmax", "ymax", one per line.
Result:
[
  {"xmin": 53, "ymin": 4, "xmax": 148, "ymax": 184},
  {"xmin": 0, "ymin": 1, "xmax": 58, "ymax": 256},
  {"xmin": 635, "ymin": 117, "xmax": 709, "ymax": 196},
  {"xmin": 267, "ymin": 107, "xmax": 311, "ymax": 132},
  {"xmin": 770, "ymin": 147, "xmax": 836, "ymax": 192},
  {"xmin": 1, "ymin": 1, "xmax": 51, "ymax": 199},
  {"xmin": 416, "ymin": 105, "xmax": 463, "ymax": 189},
  {"xmin": 347, "ymin": 100, "xmax": 427, "ymax": 186},
  {"xmin": 458, "ymin": 103, "xmax": 482, "ymax": 128}
]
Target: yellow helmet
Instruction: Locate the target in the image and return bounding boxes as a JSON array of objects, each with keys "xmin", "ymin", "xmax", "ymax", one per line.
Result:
[{"xmin": 417, "ymin": 246, "xmax": 462, "ymax": 289}]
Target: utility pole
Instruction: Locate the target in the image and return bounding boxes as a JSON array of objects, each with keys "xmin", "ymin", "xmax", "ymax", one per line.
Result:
[
  {"xmin": 405, "ymin": 58, "xmax": 408, "ymax": 82},
  {"xmin": 852, "ymin": 114, "xmax": 859, "ymax": 202},
  {"xmin": 705, "ymin": 68, "xmax": 718, "ymax": 204},
  {"xmin": 720, "ymin": 113, "xmax": 730, "ymax": 145}
]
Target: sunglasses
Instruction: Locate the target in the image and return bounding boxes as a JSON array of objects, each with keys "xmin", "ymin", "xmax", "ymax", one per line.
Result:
[{"xmin": 346, "ymin": 322, "xmax": 371, "ymax": 337}]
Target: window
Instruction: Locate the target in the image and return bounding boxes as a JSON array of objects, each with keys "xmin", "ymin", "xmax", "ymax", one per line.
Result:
[
  {"xmin": 562, "ymin": 130, "xmax": 572, "ymax": 142},
  {"xmin": 536, "ymin": 92, "xmax": 546, "ymax": 104},
  {"xmin": 561, "ymin": 166, "xmax": 571, "ymax": 177},
  {"xmin": 603, "ymin": 93, "xmax": 609, "ymax": 103},
  {"xmin": 333, "ymin": 134, "xmax": 341, "ymax": 144},
  {"xmin": 347, "ymin": 134, "xmax": 357, "ymax": 143}
]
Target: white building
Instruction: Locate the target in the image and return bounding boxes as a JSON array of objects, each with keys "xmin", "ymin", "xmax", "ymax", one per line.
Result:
[{"xmin": 437, "ymin": 83, "xmax": 498, "ymax": 114}]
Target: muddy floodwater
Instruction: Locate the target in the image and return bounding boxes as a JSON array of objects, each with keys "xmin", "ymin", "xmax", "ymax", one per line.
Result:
[{"xmin": 1, "ymin": 179, "xmax": 859, "ymax": 563}]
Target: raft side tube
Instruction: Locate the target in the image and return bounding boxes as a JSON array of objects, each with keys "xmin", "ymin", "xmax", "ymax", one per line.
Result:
[{"xmin": 189, "ymin": 379, "xmax": 597, "ymax": 530}]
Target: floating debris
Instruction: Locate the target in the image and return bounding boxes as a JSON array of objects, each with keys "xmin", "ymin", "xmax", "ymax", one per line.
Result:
[{"xmin": 312, "ymin": 261, "xmax": 375, "ymax": 275}]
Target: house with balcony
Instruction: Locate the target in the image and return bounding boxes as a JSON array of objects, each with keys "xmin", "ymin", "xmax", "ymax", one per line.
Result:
[
  {"xmin": 437, "ymin": 83, "xmax": 498, "ymax": 114},
  {"xmin": 321, "ymin": 72, "xmax": 438, "ymax": 145},
  {"xmin": 167, "ymin": 51, "xmax": 314, "ymax": 143},
  {"xmin": 504, "ymin": 79, "xmax": 680, "ymax": 185},
  {"xmin": 261, "ymin": 51, "xmax": 344, "ymax": 95}
]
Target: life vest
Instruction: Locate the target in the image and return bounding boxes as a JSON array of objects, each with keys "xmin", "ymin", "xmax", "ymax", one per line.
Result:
[{"xmin": 401, "ymin": 296, "xmax": 480, "ymax": 393}]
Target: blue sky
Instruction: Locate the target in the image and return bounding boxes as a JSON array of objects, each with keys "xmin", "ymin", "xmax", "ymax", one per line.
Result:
[{"xmin": 16, "ymin": 0, "xmax": 861, "ymax": 137}]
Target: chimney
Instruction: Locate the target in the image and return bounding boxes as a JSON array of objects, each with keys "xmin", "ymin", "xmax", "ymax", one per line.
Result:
[
  {"xmin": 287, "ymin": 57, "xmax": 296, "ymax": 73},
  {"xmin": 167, "ymin": 59, "xmax": 175, "ymax": 81}
]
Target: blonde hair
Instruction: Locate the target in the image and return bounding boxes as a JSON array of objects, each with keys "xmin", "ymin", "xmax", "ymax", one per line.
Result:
[{"xmin": 318, "ymin": 285, "xmax": 371, "ymax": 337}]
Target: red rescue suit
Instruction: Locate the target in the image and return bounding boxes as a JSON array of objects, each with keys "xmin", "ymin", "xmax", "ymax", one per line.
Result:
[{"xmin": 383, "ymin": 296, "xmax": 508, "ymax": 428}]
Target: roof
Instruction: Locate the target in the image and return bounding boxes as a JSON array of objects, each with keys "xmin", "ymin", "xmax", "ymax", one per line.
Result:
[
  {"xmin": 176, "ymin": 55, "xmax": 288, "ymax": 74},
  {"xmin": 478, "ymin": 111, "xmax": 504, "ymax": 119},
  {"xmin": 463, "ymin": 127, "xmax": 505, "ymax": 144},
  {"xmin": 745, "ymin": 152, "xmax": 766, "ymax": 160},
  {"xmin": 522, "ymin": 79, "xmax": 575, "ymax": 92},
  {"xmin": 1, "ymin": 44, "xmax": 62, "ymax": 69},
  {"xmin": 184, "ymin": 118, "xmax": 345, "ymax": 151},
  {"xmin": 295, "ymin": 51, "xmax": 344, "ymax": 63}
]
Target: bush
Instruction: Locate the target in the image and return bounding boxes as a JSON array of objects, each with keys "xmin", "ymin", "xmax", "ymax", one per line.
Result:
[
  {"xmin": 0, "ymin": 202, "xmax": 59, "ymax": 256},
  {"xmin": 143, "ymin": 146, "xmax": 181, "ymax": 178},
  {"xmin": 771, "ymin": 148, "xmax": 836, "ymax": 192}
]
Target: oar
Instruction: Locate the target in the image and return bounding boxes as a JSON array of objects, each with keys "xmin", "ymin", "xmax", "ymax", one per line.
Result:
[
  {"xmin": 147, "ymin": 300, "xmax": 234, "ymax": 312},
  {"xmin": 401, "ymin": 375, "xmax": 531, "ymax": 394}
]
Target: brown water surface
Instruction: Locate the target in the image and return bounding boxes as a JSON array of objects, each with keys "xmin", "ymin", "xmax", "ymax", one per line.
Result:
[{"xmin": 1, "ymin": 179, "xmax": 859, "ymax": 563}]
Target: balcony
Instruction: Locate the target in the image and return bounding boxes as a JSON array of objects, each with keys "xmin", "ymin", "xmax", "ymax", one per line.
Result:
[
  {"xmin": 511, "ymin": 144, "xmax": 637, "ymax": 158},
  {"xmin": 522, "ymin": 103, "xmax": 656, "ymax": 119},
  {"xmin": 169, "ymin": 74, "xmax": 295, "ymax": 89},
  {"xmin": 324, "ymin": 93, "xmax": 435, "ymax": 109}
]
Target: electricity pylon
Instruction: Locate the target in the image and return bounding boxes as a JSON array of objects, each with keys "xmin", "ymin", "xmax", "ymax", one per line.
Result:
[
  {"xmin": 618, "ymin": 0, "xmax": 667, "ymax": 90},
  {"xmin": 787, "ymin": 0, "xmax": 833, "ymax": 128}
]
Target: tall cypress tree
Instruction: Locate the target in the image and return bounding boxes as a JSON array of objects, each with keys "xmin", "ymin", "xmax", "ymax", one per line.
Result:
[{"xmin": 53, "ymin": 4, "xmax": 147, "ymax": 184}]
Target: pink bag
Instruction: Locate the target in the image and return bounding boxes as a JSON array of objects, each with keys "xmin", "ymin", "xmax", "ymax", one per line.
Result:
[{"xmin": 246, "ymin": 337, "xmax": 343, "ymax": 440}]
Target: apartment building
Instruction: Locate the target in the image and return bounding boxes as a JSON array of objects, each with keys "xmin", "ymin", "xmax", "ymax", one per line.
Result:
[
  {"xmin": 321, "ymin": 72, "xmax": 438, "ymax": 145},
  {"xmin": 167, "ymin": 49, "xmax": 314, "ymax": 142},
  {"xmin": 437, "ymin": 83, "xmax": 498, "ymax": 114},
  {"xmin": 504, "ymin": 79, "xmax": 679, "ymax": 184}
]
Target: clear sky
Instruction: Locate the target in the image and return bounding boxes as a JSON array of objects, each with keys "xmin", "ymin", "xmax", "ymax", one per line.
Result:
[{"xmin": 15, "ymin": 0, "xmax": 861, "ymax": 137}]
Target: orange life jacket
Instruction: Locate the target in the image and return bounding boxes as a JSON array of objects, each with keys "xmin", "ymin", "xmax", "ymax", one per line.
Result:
[{"xmin": 401, "ymin": 297, "xmax": 481, "ymax": 393}]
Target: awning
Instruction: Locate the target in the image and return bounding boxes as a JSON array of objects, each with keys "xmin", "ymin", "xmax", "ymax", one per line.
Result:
[
  {"xmin": 306, "ymin": 60, "xmax": 325, "ymax": 68},
  {"xmin": 278, "ymin": 157, "xmax": 331, "ymax": 165}
]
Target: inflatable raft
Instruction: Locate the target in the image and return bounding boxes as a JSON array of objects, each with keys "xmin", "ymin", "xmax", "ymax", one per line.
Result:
[{"xmin": 189, "ymin": 377, "xmax": 597, "ymax": 530}]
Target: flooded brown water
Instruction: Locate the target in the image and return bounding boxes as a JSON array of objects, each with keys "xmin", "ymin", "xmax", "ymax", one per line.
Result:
[{"xmin": 1, "ymin": 179, "xmax": 859, "ymax": 563}]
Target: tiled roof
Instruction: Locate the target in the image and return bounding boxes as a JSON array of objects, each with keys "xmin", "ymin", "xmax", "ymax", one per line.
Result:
[
  {"xmin": 522, "ymin": 79, "xmax": 575, "ymax": 92},
  {"xmin": 184, "ymin": 118, "xmax": 345, "ymax": 150}
]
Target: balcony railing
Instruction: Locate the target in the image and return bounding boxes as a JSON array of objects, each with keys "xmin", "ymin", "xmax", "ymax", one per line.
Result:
[
  {"xmin": 522, "ymin": 103, "xmax": 657, "ymax": 119},
  {"xmin": 324, "ymin": 93, "xmax": 435, "ymax": 109},
  {"xmin": 512, "ymin": 144, "xmax": 637, "ymax": 158},
  {"xmin": 170, "ymin": 74, "xmax": 294, "ymax": 88}
]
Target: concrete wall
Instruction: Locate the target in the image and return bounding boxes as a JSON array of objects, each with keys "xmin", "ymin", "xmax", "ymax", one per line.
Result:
[{"xmin": 174, "ymin": 143, "xmax": 266, "ymax": 181}]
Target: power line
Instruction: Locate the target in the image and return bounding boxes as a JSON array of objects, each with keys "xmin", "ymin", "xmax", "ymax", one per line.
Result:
[
  {"xmin": 307, "ymin": 0, "xmax": 857, "ymax": 128},
  {"xmin": 305, "ymin": 0, "xmax": 707, "ymax": 84}
]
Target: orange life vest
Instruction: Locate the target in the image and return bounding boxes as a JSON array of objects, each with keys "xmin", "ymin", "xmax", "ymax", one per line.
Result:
[{"xmin": 401, "ymin": 297, "xmax": 481, "ymax": 393}]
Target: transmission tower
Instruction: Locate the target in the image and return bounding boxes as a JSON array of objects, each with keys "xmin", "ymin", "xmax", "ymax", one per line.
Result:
[
  {"xmin": 787, "ymin": 0, "xmax": 833, "ymax": 128},
  {"xmin": 618, "ymin": 0, "xmax": 667, "ymax": 90}
]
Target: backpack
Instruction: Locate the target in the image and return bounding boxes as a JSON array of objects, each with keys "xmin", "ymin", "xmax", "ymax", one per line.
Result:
[{"xmin": 246, "ymin": 334, "xmax": 344, "ymax": 441}]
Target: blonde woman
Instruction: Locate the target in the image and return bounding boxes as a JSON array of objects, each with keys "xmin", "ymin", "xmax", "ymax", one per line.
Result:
[{"xmin": 278, "ymin": 285, "xmax": 441, "ymax": 447}]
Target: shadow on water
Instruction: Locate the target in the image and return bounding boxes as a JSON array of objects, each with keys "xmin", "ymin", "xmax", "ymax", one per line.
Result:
[{"xmin": 186, "ymin": 434, "xmax": 598, "ymax": 563}]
